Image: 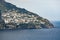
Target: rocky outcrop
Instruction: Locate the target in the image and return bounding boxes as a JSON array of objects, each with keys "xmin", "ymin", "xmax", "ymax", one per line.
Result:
[{"xmin": 0, "ymin": 0, "xmax": 54, "ymax": 29}]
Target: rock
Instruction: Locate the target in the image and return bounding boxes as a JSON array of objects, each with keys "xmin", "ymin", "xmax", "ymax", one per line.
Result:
[
  {"xmin": 0, "ymin": 10, "xmax": 5, "ymax": 29},
  {"xmin": 0, "ymin": 0, "xmax": 54, "ymax": 29}
]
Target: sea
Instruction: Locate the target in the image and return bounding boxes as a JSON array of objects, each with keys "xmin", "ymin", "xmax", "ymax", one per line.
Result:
[{"xmin": 0, "ymin": 21, "xmax": 60, "ymax": 40}]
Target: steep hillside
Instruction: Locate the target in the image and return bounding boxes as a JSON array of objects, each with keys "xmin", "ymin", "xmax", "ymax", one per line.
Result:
[{"xmin": 0, "ymin": 0, "xmax": 54, "ymax": 29}]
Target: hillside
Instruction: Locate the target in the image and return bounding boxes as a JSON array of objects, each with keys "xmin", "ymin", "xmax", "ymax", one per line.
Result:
[{"xmin": 0, "ymin": 0, "xmax": 54, "ymax": 29}]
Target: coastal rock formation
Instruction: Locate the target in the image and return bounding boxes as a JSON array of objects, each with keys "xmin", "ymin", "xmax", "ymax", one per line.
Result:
[{"xmin": 0, "ymin": 0, "xmax": 54, "ymax": 29}]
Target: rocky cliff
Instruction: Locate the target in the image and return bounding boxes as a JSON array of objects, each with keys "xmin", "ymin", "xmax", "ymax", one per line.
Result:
[{"xmin": 0, "ymin": 0, "xmax": 54, "ymax": 29}]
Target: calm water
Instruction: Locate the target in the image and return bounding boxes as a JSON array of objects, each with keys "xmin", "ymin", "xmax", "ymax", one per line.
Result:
[{"xmin": 0, "ymin": 21, "xmax": 60, "ymax": 40}]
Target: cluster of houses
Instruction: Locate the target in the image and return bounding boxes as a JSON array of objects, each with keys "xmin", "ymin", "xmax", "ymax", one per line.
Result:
[{"xmin": 2, "ymin": 11, "xmax": 42, "ymax": 25}]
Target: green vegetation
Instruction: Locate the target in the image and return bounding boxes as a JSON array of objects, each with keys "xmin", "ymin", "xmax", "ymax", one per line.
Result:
[{"xmin": 0, "ymin": 0, "xmax": 54, "ymax": 29}]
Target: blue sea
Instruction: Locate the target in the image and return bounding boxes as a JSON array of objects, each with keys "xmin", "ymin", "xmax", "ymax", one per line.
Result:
[{"xmin": 0, "ymin": 21, "xmax": 60, "ymax": 40}]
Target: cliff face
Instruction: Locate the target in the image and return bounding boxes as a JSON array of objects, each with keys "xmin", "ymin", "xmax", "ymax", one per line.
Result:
[{"xmin": 0, "ymin": 0, "xmax": 54, "ymax": 29}]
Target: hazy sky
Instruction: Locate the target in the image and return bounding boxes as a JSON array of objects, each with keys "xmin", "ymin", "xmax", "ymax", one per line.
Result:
[{"xmin": 5, "ymin": 0, "xmax": 60, "ymax": 21}]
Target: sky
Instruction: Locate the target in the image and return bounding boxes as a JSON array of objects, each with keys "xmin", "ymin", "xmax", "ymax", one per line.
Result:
[{"xmin": 5, "ymin": 0, "xmax": 60, "ymax": 21}]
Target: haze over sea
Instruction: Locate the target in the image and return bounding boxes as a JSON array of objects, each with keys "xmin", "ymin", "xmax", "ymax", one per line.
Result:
[{"xmin": 0, "ymin": 21, "xmax": 60, "ymax": 40}]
